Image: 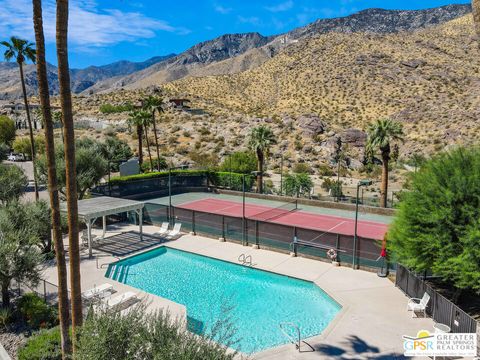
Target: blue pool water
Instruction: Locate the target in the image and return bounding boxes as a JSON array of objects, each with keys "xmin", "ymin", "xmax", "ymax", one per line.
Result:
[{"xmin": 106, "ymin": 247, "xmax": 341, "ymax": 353}]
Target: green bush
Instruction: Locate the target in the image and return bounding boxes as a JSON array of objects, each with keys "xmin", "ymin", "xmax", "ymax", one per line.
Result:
[
  {"xmin": 109, "ymin": 170, "xmax": 210, "ymax": 185},
  {"xmin": 211, "ymin": 172, "xmax": 254, "ymax": 191},
  {"xmin": 318, "ymin": 164, "xmax": 334, "ymax": 176},
  {"xmin": 0, "ymin": 307, "xmax": 12, "ymax": 329},
  {"xmin": 0, "ymin": 115, "xmax": 15, "ymax": 146},
  {"xmin": 18, "ymin": 327, "xmax": 62, "ymax": 360},
  {"xmin": 17, "ymin": 293, "xmax": 58, "ymax": 330},
  {"xmin": 99, "ymin": 103, "xmax": 135, "ymax": 114},
  {"xmin": 141, "ymin": 157, "xmax": 168, "ymax": 173},
  {"xmin": 321, "ymin": 178, "xmax": 343, "ymax": 198},
  {"xmin": 292, "ymin": 163, "xmax": 312, "ymax": 174},
  {"xmin": 283, "ymin": 173, "xmax": 313, "ymax": 197},
  {"xmin": 76, "ymin": 305, "xmax": 235, "ymax": 360},
  {"xmin": 219, "ymin": 151, "xmax": 257, "ymax": 174}
]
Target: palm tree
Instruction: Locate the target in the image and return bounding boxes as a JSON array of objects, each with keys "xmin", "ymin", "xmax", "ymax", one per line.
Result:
[
  {"xmin": 32, "ymin": 0, "xmax": 71, "ymax": 356},
  {"xmin": 56, "ymin": 0, "xmax": 83, "ymax": 349},
  {"xmin": 143, "ymin": 96, "xmax": 164, "ymax": 171},
  {"xmin": 366, "ymin": 119, "xmax": 404, "ymax": 208},
  {"xmin": 473, "ymin": 0, "xmax": 480, "ymax": 43},
  {"xmin": 1, "ymin": 37, "xmax": 39, "ymax": 201},
  {"xmin": 127, "ymin": 110, "xmax": 147, "ymax": 168},
  {"xmin": 248, "ymin": 125, "xmax": 277, "ymax": 193}
]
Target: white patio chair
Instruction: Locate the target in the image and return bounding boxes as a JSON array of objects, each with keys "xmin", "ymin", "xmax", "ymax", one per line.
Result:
[
  {"xmin": 82, "ymin": 283, "xmax": 113, "ymax": 301},
  {"xmin": 105, "ymin": 291, "xmax": 137, "ymax": 310},
  {"xmin": 154, "ymin": 222, "xmax": 169, "ymax": 236},
  {"xmin": 166, "ymin": 223, "xmax": 182, "ymax": 239},
  {"xmin": 407, "ymin": 292, "xmax": 430, "ymax": 318}
]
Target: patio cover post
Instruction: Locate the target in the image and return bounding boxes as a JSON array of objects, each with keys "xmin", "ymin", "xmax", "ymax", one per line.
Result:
[
  {"xmin": 102, "ymin": 215, "xmax": 106, "ymax": 239},
  {"xmin": 87, "ymin": 218, "xmax": 93, "ymax": 258},
  {"xmin": 138, "ymin": 208, "xmax": 143, "ymax": 241}
]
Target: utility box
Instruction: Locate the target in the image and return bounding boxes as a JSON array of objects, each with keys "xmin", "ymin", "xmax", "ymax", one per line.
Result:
[{"xmin": 119, "ymin": 158, "xmax": 139, "ymax": 177}]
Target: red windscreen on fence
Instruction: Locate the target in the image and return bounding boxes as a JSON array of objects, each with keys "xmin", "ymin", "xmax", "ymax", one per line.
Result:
[{"xmin": 176, "ymin": 198, "xmax": 388, "ymax": 240}]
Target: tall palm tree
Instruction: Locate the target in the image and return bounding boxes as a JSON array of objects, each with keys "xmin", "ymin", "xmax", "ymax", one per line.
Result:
[
  {"xmin": 32, "ymin": 0, "xmax": 71, "ymax": 356},
  {"xmin": 56, "ymin": 0, "xmax": 83, "ymax": 348},
  {"xmin": 1, "ymin": 37, "xmax": 39, "ymax": 200},
  {"xmin": 128, "ymin": 110, "xmax": 150, "ymax": 169},
  {"xmin": 473, "ymin": 0, "xmax": 480, "ymax": 43},
  {"xmin": 248, "ymin": 125, "xmax": 277, "ymax": 193},
  {"xmin": 143, "ymin": 96, "xmax": 164, "ymax": 171},
  {"xmin": 128, "ymin": 110, "xmax": 143, "ymax": 167},
  {"xmin": 366, "ymin": 119, "xmax": 404, "ymax": 208}
]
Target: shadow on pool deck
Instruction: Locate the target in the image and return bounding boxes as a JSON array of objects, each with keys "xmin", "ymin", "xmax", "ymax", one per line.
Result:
[
  {"xmin": 93, "ymin": 231, "xmax": 168, "ymax": 257},
  {"xmin": 313, "ymin": 335, "xmax": 406, "ymax": 359}
]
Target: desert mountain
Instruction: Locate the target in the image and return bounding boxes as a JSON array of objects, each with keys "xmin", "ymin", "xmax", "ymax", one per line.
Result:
[
  {"xmin": 0, "ymin": 55, "xmax": 174, "ymax": 100},
  {"xmin": 163, "ymin": 15, "xmax": 479, "ymax": 157},
  {"xmin": 93, "ymin": 4, "xmax": 472, "ymax": 93}
]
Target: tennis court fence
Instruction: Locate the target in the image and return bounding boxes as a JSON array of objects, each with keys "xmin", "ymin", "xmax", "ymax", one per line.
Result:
[{"xmin": 143, "ymin": 201, "xmax": 388, "ymax": 271}]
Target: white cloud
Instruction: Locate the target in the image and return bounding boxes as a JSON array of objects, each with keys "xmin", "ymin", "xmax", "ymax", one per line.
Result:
[
  {"xmin": 0, "ymin": 0, "xmax": 190, "ymax": 49},
  {"xmin": 265, "ymin": 0, "xmax": 293, "ymax": 13},
  {"xmin": 214, "ymin": 4, "xmax": 232, "ymax": 14},
  {"xmin": 237, "ymin": 16, "xmax": 261, "ymax": 26}
]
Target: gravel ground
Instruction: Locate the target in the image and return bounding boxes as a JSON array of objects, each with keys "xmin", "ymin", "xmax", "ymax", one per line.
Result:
[{"xmin": 0, "ymin": 323, "xmax": 28, "ymax": 359}]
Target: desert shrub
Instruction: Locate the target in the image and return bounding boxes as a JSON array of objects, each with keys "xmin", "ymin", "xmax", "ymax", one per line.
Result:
[
  {"xmin": 317, "ymin": 164, "xmax": 334, "ymax": 176},
  {"xmin": 99, "ymin": 103, "xmax": 134, "ymax": 114},
  {"xmin": 17, "ymin": 293, "xmax": 58, "ymax": 330},
  {"xmin": 292, "ymin": 162, "xmax": 312, "ymax": 174},
  {"xmin": 12, "ymin": 135, "xmax": 46, "ymax": 158},
  {"xmin": 321, "ymin": 178, "xmax": 343, "ymax": 198},
  {"xmin": 0, "ymin": 307, "xmax": 12, "ymax": 329},
  {"xmin": 18, "ymin": 326, "xmax": 62, "ymax": 360},
  {"xmin": 76, "ymin": 305, "xmax": 236, "ymax": 360}
]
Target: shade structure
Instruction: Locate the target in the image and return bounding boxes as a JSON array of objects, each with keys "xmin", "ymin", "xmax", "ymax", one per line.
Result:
[{"xmin": 60, "ymin": 196, "xmax": 145, "ymax": 258}]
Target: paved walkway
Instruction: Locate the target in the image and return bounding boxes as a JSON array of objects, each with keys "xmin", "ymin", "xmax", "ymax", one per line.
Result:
[{"xmin": 42, "ymin": 224, "xmax": 437, "ymax": 359}]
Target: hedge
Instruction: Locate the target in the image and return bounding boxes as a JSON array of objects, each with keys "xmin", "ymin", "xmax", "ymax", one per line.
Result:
[{"xmin": 109, "ymin": 170, "xmax": 254, "ymax": 191}]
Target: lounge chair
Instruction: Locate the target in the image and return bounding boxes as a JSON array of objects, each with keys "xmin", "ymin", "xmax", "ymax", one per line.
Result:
[
  {"xmin": 166, "ymin": 223, "xmax": 182, "ymax": 239},
  {"xmin": 105, "ymin": 291, "xmax": 137, "ymax": 310},
  {"xmin": 82, "ymin": 283, "xmax": 113, "ymax": 300},
  {"xmin": 154, "ymin": 222, "xmax": 169, "ymax": 236},
  {"xmin": 407, "ymin": 293, "xmax": 430, "ymax": 318}
]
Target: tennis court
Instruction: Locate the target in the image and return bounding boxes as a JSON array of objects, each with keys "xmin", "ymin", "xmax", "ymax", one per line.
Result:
[{"xmin": 177, "ymin": 198, "xmax": 388, "ymax": 240}]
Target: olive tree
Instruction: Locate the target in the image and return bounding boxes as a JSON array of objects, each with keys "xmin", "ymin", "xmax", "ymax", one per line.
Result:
[
  {"xmin": 0, "ymin": 202, "xmax": 44, "ymax": 307},
  {"xmin": 0, "ymin": 163, "xmax": 28, "ymax": 204}
]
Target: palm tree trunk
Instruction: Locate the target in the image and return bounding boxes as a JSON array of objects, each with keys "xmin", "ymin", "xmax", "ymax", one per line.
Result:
[
  {"xmin": 144, "ymin": 125, "xmax": 153, "ymax": 172},
  {"xmin": 257, "ymin": 149, "xmax": 263, "ymax": 193},
  {"xmin": 151, "ymin": 111, "xmax": 161, "ymax": 171},
  {"xmin": 137, "ymin": 124, "xmax": 143, "ymax": 167},
  {"xmin": 56, "ymin": 0, "xmax": 83, "ymax": 349},
  {"xmin": 18, "ymin": 61, "xmax": 39, "ymax": 201},
  {"xmin": 381, "ymin": 153, "xmax": 389, "ymax": 208},
  {"xmin": 473, "ymin": 0, "xmax": 480, "ymax": 44},
  {"xmin": 32, "ymin": 0, "xmax": 71, "ymax": 355}
]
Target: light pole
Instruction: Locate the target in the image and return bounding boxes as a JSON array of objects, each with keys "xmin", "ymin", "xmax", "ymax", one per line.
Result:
[
  {"xmin": 353, "ymin": 179, "xmax": 372, "ymax": 270},
  {"xmin": 168, "ymin": 167, "xmax": 172, "ymax": 227},
  {"xmin": 277, "ymin": 154, "xmax": 284, "ymax": 196}
]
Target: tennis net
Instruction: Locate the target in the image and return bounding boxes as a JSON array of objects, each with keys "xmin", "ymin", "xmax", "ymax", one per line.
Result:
[{"xmin": 248, "ymin": 200, "xmax": 298, "ymax": 222}]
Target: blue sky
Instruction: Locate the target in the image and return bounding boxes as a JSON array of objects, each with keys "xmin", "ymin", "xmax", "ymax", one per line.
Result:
[{"xmin": 0, "ymin": 0, "xmax": 470, "ymax": 68}]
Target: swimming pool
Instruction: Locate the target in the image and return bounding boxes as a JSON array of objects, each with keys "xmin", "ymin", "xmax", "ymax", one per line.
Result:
[{"xmin": 106, "ymin": 247, "xmax": 341, "ymax": 354}]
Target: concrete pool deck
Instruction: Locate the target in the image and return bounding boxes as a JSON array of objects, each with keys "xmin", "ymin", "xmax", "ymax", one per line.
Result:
[{"xmin": 43, "ymin": 225, "xmax": 435, "ymax": 359}]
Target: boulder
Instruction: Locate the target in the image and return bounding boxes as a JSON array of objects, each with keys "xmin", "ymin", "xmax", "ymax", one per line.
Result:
[
  {"xmin": 296, "ymin": 114, "xmax": 327, "ymax": 137},
  {"xmin": 340, "ymin": 128, "xmax": 367, "ymax": 147}
]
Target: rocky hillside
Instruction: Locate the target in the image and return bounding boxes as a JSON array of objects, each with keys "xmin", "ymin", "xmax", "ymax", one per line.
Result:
[
  {"xmin": 99, "ymin": 4, "xmax": 473, "ymax": 93},
  {"xmin": 164, "ymin": 15, "xmax": 480, "ymax": 158}
]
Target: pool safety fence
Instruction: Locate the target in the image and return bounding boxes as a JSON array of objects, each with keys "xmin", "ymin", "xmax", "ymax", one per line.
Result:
[
  {"xmin": 144, "ymin": 202, "xmax": 387, "ymax": 270},
  {"xmin": 395, "ymin": 264, "xmax": 478, "ymax": 334}
]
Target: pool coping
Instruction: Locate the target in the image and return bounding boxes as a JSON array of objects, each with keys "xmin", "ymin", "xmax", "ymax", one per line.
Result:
[{"xmin": 105, "ymin": 240, "xmax": 348, "ymax": 356}]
